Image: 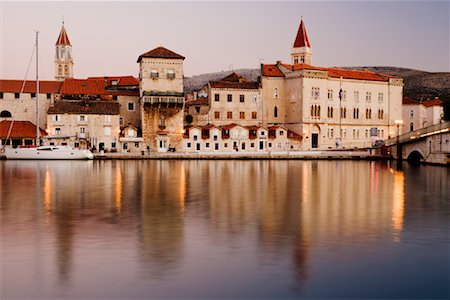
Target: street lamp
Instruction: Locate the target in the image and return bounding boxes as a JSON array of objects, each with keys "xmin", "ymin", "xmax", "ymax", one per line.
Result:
[{"xmin": 394, "ymin": 120, "xmax": 404, "ymax": 160}]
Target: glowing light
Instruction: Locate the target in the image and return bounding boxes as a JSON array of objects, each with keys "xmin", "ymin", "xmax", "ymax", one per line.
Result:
[
  {"xmin": 115, "ymin": 165, "xmax": 122, "ymax": 218},
  {"xmin": 43, "ymin": 169, "xmax": 52, "ymax": 224},
  {"xmin": 392, "ymin": 171, "xmax": 405, "ymax": 242}
]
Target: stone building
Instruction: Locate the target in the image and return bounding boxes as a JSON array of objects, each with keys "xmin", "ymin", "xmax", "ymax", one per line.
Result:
[
  {"xmin": 261, "ymin": 18, "xmax": 404, "ymax": 150},
  {"xmin": 137, "ymin": 46, "xmax": 185, "ymax": 152},
  {"xmin": 46, "ymin": 100, "xmax": 120, "ymax": 151},
  {"xmin": 402, "ymin": 96, "xmax": 443, "ymax": 133},
  {"xmin": 54, "ymin": 23, "xmax": 74, "ymax": 81},
  {"xmin": 186, "ymin": 73, "xmax": 262, "ymax": 127},
  {"xmin": 0, "ymin": 80, "xmax": 62, "ymax": 129}
]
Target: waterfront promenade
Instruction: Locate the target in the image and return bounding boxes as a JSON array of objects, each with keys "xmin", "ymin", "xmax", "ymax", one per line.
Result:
[{"xmin": 92, "ymin": 149, "xmax": 383, "ymax": 160}]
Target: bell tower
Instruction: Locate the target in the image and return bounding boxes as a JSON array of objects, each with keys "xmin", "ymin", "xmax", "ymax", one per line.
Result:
[
  {"xmin": 54, "ymin": 22, "xmax": 73, "ymax": 81},
  {"xmin": 291, "ymin": 17, "xmax": 312, "ymax": 65}
]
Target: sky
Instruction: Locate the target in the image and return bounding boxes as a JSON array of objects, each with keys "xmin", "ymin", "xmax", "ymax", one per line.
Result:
[{"xmin": 1, "ymin": 1, "xmax": 449, "ymax": 80}]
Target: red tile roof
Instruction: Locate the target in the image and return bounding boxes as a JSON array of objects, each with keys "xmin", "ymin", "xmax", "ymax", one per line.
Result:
[
  {"xmin": 210, "ymin": 72, "xmax": 259, "ymax": 89},
  {"xmin": 48, "ymin": 100, "xmax": 120, "ymax": 115},
  {"xmin": 287, "ymin": 130, "xmax": 302, "ymax": 141},
  {"xmin": 221, "ymin": 123, "xmax": 239, "ymax": 130},
  {"xmin": 56, "ymin": 25, "xmax": 71, "ymax": 46},
  {"xmin": 402, "ymin": 96, "xmax": 419, "ymax": 105},
  {"xmin": 261, "ymin": 65, "xmax": 285, "ymax": 77},
  {"xmin": 88, "ymin": 76, "xmax": 139, "ymax": 87},
  {"xmin": 0, "ymin": 80, "xmax": 62, "ymax": 93},
  {"xmin": 185, "ymin": 98, "xmax": 209, "ymax": 107},
  {"xmin": 293, "ymin": 18, "xmax": 311, "ymax": 48},
  {"xmin": 262, "ymin": 63, "xmax": 394, "ymax": 82},
  {"xmin": 0, "ymin": 120, "xmax": 46, "ymax": 138},
  {"xmin": 423, "ymin": 99, "xmax": 442, "ymax": 107},
  {"xmin": 201, "ymin": 124, "xmax": 216, "ymax": 130},
  {"xmin": 60, "ymin": 78, "xmax": 107, "ymax": 95},
  {"xmin": 137, "ymin": 46, "xmax": 185, "ymax": 62}
]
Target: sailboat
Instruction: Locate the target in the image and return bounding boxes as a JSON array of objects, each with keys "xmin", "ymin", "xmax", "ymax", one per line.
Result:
[{"xmin": 4, "ymin": 32, "xmax": 94, "ymax": 160}]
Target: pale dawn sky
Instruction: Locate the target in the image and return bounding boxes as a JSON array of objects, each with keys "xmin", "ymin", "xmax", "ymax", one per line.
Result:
[{"xmin": 1, "ymin": 1, "xmax": 449, "ymax": 80}]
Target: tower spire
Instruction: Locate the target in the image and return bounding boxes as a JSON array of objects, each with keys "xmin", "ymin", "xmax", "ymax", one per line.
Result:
[
  {"xmin": 54, "ymin": 22, "xmax": 73, "ymax": 81},
  {"xmin": 291, "ymin": 17, "xmax": 312, "ymax": 65}
]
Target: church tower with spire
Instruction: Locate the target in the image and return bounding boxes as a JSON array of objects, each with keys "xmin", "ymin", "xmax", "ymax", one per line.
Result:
[
  {"xmin": 291, "ymin": 17, "xmax": 312, "ymax": 65},
  {"xmin": 54, "ymin": 22, "xmax": 73, "ymax": 81}
]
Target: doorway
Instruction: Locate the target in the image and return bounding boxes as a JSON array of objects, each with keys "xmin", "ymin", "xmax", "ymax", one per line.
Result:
[{"xmin": 311, "ymin": 133, "xmax": 318, "ymax": 148}]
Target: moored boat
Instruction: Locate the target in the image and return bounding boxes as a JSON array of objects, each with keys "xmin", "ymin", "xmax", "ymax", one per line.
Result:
[{"xmin": 5, "ymin": 146, "xmax": 94, "ymax": 160}]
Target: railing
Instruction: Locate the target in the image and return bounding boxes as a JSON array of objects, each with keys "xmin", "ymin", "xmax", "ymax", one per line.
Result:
[
  {"xmin": 142, "ymin": 96, "xmax": 184, "ymax": 105},
  {"xmin": 385, "ymin": 121, "xmax": 450, "ymax": 146}
]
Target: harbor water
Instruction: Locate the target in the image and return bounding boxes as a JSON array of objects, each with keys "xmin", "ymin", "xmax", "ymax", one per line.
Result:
[{"xmin": 1, "ymin": 160, "xmax": 448, "ymax": 299}]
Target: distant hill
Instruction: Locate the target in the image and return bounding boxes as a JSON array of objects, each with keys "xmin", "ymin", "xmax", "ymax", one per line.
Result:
[
  {"xmin": 185, "ymin": 66, "xmax": 449, "ymax": 99},
  {"xmin": 185, "ymin": 66, "xmax": 450, "ymax": 119}
]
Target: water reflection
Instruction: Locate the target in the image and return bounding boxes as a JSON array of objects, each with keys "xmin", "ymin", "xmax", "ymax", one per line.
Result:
[{"xmin": 1, "ymin": 160, "xmax": 448, "ymax": 299}]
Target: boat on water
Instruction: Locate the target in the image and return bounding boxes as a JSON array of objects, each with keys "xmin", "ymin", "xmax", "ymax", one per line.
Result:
[
  {"xmin": 5, "ymin": 146, "xmax": 94, "ymax": 160},
  {"xmin": 2, "ymin": 31, "xmax": 94, "ymax": 160}
]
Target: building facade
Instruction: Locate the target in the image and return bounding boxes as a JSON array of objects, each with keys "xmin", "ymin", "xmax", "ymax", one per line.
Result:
[
  {"xmin": 261, "ymin": 18, "xmax": 404, "ymax": 150},
  {"xmin": 138, "ymin": 46, "xmax": 185, "ymax": 152},
  {"xmin": 402, "ymin": 97, "xmax": 443, "ymax": 133}
]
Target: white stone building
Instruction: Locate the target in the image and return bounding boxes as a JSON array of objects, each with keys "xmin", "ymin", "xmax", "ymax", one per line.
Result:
[
  {"xmin": 46, "ymin": 100, "xmax": 120, "ymax": 151},
  {"xmin": 402, "ymin": 97, "xmax": 443, "ymax": 133},
  {"xmin": 261, "ymin": 18, "xmax": 404, "ymax": 150},
  {"xmin": 138, "ymin": 46, "xmax": 185, "ymax": 152},
  {"xmin": 187, "ymin": 73, "xmax": 262, "ymax": 127},
  {"xmin": 54, "ymin": 23, "xmax": 74, "ymax": 81}
]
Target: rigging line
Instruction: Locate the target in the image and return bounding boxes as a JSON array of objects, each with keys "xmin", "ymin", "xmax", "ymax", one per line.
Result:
[{"xmin": 2, "ymin": 41, "xmax": 36, "ymax": 151}]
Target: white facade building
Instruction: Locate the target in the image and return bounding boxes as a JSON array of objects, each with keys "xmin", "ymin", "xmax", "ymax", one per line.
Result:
[{"xmin": 261, "ymin": 18, "xmax": 404, "ymax": 150}]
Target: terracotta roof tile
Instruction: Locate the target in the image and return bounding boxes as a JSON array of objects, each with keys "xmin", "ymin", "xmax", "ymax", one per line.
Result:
[
  {"xmin": 210, "ymin": 73, "xmax": 259, "ymax": 89},
  {"xmin": 48, "ymin": 100, "xmax": 120, "ymax": 115},
  {"xmin": 262, "ymin": 64, "xmax": 285, "ymax": 77},
  {"xmin": 0, "ymin": 80, "xmax": 62, "ymax": 93},
  {"xmin": 88, "ymin": 76, "xmax": 139, "ymax": 87},
  {"xmin": 423, "ymin": 99, "xmax": 442, "ymax": 107},
  {"xmin": 56, "ymin": 25, "xmax": 71, "ymax": 46},
  {"xmin": 293, "ymin": 18, "xmax": 311, "ymax": 48},
  {"xmin": 60, "ymin": 78, "xmax": 107, "ymax": 96},
  {"xmin": 185, "ymin": 98, "xmax": 209, "ymax": 107},
  {"xmin": 0, "ymin": 120, "xmax": 46, "ymax": 138},
  {"xmin": 137, "ymin": 46, "xmax": 185, "ymax": 62},
  {"xmin": 402, "ymin": 96, "xmax": 419, "ymax": 105}
]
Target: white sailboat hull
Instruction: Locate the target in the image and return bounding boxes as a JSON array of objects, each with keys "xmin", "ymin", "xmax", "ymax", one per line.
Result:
[{"xmin": 5, "ymin": 146, "xmax": 94, "ymax": 160}]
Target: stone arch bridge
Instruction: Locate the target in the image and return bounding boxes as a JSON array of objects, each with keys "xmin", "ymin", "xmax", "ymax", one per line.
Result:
[{"xmin": 385, "ymin": 121, "xmax": 450, "ymax": 165}]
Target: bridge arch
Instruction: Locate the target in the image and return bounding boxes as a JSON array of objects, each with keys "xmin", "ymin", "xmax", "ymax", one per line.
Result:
[{"xmin": 407, "ymin": 150, "xmax": 424, "ymax": 165}]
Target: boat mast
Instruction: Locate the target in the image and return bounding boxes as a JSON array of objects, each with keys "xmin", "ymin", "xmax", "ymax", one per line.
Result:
[{"xmin": 35, "ymin": 31, "xmax": 40, "ymax": 146}]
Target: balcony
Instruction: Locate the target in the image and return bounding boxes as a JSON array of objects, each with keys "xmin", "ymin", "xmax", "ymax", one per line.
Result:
[{"xmin": 142, "ymin": 91, "xmax": 184, "ymax": 108}]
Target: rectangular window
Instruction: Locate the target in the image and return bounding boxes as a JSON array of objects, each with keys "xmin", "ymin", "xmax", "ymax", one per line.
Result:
[
  {"xmin": 79, "ymin": 115, "xmax": 86, "ymax": 122},
  {"xmin": 354, "ymin": 91, "xmax": 359, "ymax": 102},
  {"xmin": 227, "ymin": 94, "xmax": 232, "ymax": 102},
  {"xmin": 112, "ymin": 95, "xmax": 118, "ymax": 101},
  {"xmin": 215, "ymin": 143, "xmax": 219, "ymax": 150},
  {"xmin": 366, "ymin": 92, "xmax": 371, "ymax": 102},
  {"xmin": 214, "ymin": 111, "xmax": 220, "ymax": 119},
  {"xmin": 252, "ymin": 112, "xmax": 257, "ymax": 119},
  {"xmin": 195, "ymin": 107, "xmax": 200, "ymax": 113},
  {"xmin": 328, "ymin": 89, "xmax": 333, "ymax": 100},
  {"xmin": 378, "ymin": 93, "xmax": 383, "ymax": 103},
  {"xmin": 0, "ymin": 92, "xmax": 3, "ymax": 99},
  {"xmin": 128, "ymin": 102, "xmax": 135, "ymax": 111},
  {"xmin": 227, "ymin": 111, "xmax": 233, "ymax": 119},
  {"xmin": 104, "ymin": 127, "xmax": 111, "ymax": 136},
  {"xmin": 213, "ymin": 135, "xmax": 218, "ymax": 141},
  {"xmin": 104, "ymin": 115, "xmax": 111, "ymax": 123},
  {"xmin": 31, "ymin": 93, "xmax": 36, "ymax": 98},
  {"xmin": 187, "ymin": 142, "xmax": 191, "ymax": 148},
  {"xmin": 55, "ymin": 128, "xmax": 61, "ymax": 135},
  {"xmin": 214, "ymin": 94, "xmax": 220, "ymax": 102},
  {"xmin": 80, "ymin": 127, "xmax": 86, "ymax": 134},
  {"xmin": 150, "ymin": 70, "xmax": 159, "ymax": 78},
  {"xmin": 167, "ymin": 70, "xmax": 175, "ymax": 79},
  {"xmin": 410, "ymin": 110, "xmax": 414, "ymax": 117},
  {"xmin": 240, "ymin": 95, "xmax": 245, "ymax": 102},
  {"xmin": 206, "ymin": 143, "xmax": 210, "ymax": 148},
  {"xmin": 14, "ymin": 93, "xmax": 20, "ymax": 99},
  {"xmin": 239, "ymin": 112, "xmax": 245, "ymax": 119},
  {"xmin": 53, "ymin": 115, "xmax": 60, "ymax": 122},
  {"xmin": 193, "ymin": 135, "xmax": 198, "ymax": 141}
]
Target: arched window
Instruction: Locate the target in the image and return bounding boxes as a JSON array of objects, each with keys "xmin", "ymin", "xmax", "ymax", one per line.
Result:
[
  {"xmin": 317, "ymin": 105, "xmax": 321, "ymax": 117},
  {"xmin": 274, "ymin": 106, "xmax": 278, "ymax": 118},
  {"xmin": 410, "ymin": 123, "xmax": 414, "ymax": 131},
  {"xmin": 58, "ymin": 65, "xmax": 63, "ymax": 76},
  {"xmin": 0, "ymin": 110, "xmax": 12, "ymax": 118},
  {"xmin": 311, "ymin": 105, "xmax": 314, "ymax": 117},
  {"xmin": 64, "ymin": 65, "xmax": 69, "ymax": 75}
]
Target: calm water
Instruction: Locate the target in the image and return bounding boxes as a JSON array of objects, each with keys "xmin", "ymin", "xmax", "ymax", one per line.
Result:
[{"xmin": 1, "ymin": 160, "xmax": 448, "ymax": 299}]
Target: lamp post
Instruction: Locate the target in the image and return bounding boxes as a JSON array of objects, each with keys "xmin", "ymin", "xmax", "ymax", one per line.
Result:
[{"xmin": 394, "ymin": 120, "xmax": 404, "ymax": 160}]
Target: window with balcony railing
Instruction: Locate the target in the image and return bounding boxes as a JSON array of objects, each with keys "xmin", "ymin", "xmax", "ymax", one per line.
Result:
[{"xmin": 150, "ymin": 70, "xmax": 159, "ymax": 78}]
